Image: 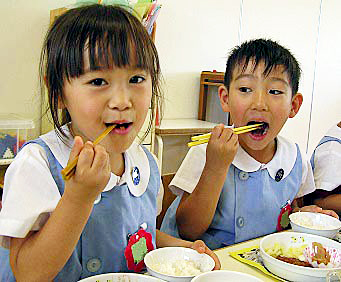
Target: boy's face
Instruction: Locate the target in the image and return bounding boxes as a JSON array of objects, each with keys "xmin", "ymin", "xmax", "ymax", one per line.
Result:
[{"xmin": 219, "ymin": 60, "xmax": 302, "ymax": 163}]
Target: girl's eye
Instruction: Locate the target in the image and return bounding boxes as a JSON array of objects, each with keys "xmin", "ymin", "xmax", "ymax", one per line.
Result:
[
  {"xmin": 130, "ymin": 76, "xmax": 145, "ymax": 84},
  {"xmin": 89, "ymin": 78, "xmax": 106, "ymax": 86},
  {"xmin": 269, "ymin": 89, "xmax": 283, "ymax": 95},
  {"xmin": 239, "ymin": 87, "xmax": 252, "ymax": 93}
]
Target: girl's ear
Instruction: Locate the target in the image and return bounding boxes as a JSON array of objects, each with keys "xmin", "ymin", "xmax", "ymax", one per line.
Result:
[
  {"xmin": 218, "ymin": 85, "xmax": 230, "ymax": 112},
  {"xmin": 289, "ymin": 93, "xmax": 303, "ymax": 118}
]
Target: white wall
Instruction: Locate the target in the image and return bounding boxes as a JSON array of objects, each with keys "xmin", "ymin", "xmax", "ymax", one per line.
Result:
[{"xmin": 1, "ymin": 0, "xmax": 340, "ymax": 154}]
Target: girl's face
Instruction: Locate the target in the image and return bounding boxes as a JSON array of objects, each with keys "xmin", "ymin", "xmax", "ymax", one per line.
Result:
[
  {"xmin": 219, "ymin": 60, "xmax": 302, "ymax": 163},
  {"xmin": 61, "ymin": 54, "xmax": 152, "ymax": 154}
]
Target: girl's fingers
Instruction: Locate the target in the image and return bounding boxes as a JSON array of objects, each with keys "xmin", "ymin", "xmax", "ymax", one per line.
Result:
[
  {"xmin": 67, "ymin": 136, "xmax": 84, "ymax": 165},
  {"xmin": 191, "ymin": 240, "xmax": 221, "ymax": 270},
  {"xmin": 91, "ymin": 145, "xmax": 110, "ymax": 171},
  {"xmin": 76, "ymin": 141, "xmax": 95, "ymax": 171}
]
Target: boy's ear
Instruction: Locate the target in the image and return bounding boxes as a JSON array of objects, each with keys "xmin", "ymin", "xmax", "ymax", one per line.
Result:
[
  {"xmin": 218, "ymin": 85, "xmax": 230, "ymax": 112},
  {"xmin": 289, "ymin": 93, "xmax": 303, "ymax": 118}
]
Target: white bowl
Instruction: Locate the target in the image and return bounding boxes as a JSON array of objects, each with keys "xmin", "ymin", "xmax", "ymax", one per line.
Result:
[
  {"xmin": 78, "ymin": 273, "xmax": 164, "ymax": 281},
  {"xmin": 290, "ymin": 212, "xmax": 341, "ymax": 238},
  {"xmin": 190, "ymin": 270, "xmax": 263, "ymax": 281},
  {"xmin": 260, "ymin": 232, "xmax": 341, "ymax": 282},
  {"xmin": 144, "ymin": 247, "xmax": 215, "ymax": 282}
]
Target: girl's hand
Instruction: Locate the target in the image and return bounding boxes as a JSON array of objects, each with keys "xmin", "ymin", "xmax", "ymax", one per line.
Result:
[
  {"xmin": 64, "ymin": 136, "xmax": 111, "ymax": 204},
  {"xmin": 189, "ymin": 240, "xmax": 221, "ymax": 270},
  {"xmin": 297, "ymin": 205, "xmax": 339, "ymax": 219},
  {"xmin": 205, "ymin": 124, "xmax": 238, "ymax": 174}
]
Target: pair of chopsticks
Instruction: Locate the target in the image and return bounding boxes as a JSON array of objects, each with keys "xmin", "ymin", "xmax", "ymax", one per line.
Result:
[
  {"xmin": 187, "ymin": 123, "xmax": 263, "ymax": 147},
  {"xmin": 61, "ymin": 124, "xmax": 116, "ymax": 180}
]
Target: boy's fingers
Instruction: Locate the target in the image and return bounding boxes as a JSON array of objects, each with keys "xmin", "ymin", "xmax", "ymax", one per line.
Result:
[
  {"xmin": 91, "ymin": 145, "xmax": 109, "ymax": 170},
  {"xmin": 210, "ymin": 124, "xmax": 225, "ymax": 140}
]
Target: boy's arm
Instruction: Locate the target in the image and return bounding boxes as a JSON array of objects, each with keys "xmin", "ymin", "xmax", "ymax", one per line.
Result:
[
  {"xmin": 176, "ymin": 125, "xmax": 238, "ymax": 241},
  {"xmin": 314, "ymin": 193, "xmax": 341, "ymax": 213}
]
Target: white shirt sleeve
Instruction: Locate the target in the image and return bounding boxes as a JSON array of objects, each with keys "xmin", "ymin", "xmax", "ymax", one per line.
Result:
[
  {"xmin": 312, "ymin": 141, "xmax": 341, "ymax": 191},
  {"xmin": 295, "ymin": 150, "xmax": 316, "ymax": 198},
  {"xmin": 0, "ymin": 144, "xmax": 61, "ymax": 248},
  {"xmin": 169, "ymin": 144, "xmax": 207, "ymax": 196},
  {"xmin": 150, "ymin": 152, "xmax": 163, "ymax": 216}
]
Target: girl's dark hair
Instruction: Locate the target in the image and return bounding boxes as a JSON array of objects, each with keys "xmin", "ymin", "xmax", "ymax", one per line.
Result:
[
  {"xmin": 40, "ymin": 4, "xmax": 162, "ymax": 141},
  {"xmin": 224, "ymin": 39, "xmax": 301, "ymax": 96}
]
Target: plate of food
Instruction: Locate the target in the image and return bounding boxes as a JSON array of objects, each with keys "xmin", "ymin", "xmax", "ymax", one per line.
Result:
[
  {"xmin": 260, "ymin": 232, "xmax": 341, "ymax": 282},
  {"xmin": 78, "ymin": 273, "xmax": 164, "ymax": 281}
]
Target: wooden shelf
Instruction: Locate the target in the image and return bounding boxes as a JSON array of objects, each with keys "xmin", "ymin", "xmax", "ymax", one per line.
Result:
[{"xmin": 198, "ymin": 71, "xmax": 225, "ymax": 120}]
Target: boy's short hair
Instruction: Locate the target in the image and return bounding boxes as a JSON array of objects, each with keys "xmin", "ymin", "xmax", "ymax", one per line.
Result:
[{"xmin": 224, "ymin": 39, "xmax": 301, "ymax": 95}]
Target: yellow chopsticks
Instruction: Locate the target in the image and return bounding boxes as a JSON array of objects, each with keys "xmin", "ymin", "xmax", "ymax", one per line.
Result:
[
  {"xmin": 187, "ymin": 123, "xmax": 263, "ymax": 148},
  {"xmin": 61, "ymin": 124, "xmax": 116, "ymax": 180}
]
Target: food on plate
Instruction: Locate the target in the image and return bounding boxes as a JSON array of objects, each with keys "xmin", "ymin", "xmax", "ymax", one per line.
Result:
[
  {"xmin": 265, "ymin": 241, "xmax": 341, "ymax": 268},
  {"xmin": 150, "ymin": 259, "xmax": 203, "ymax": 276},
  {"xmin": 293, "ymin": 214, "xmax": 338, "ymax": 230}
]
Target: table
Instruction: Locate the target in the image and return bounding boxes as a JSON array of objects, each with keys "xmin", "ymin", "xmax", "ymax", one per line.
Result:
[{"xmin": 214, "ymin": 236, "xmax": 279, "ymax": 281}]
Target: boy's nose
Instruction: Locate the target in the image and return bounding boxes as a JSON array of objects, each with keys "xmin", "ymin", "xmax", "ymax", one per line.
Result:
[
  {"xmin": 251, "ymin": 90, "xmax": 268, "ymax": 111},
  {"xmin": 107, "ymin": 87, "xmax": 132, "ymax": 111}
]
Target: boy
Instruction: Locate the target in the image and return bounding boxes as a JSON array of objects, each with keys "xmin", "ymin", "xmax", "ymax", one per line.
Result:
[{"xmin": 160, "ymin": 39, "xmax": 337, "ymax": 250}]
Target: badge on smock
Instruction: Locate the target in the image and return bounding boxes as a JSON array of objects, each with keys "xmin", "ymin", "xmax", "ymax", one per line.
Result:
[
  {"xmin": 124, "ymin": 223, "xmax": 154, "ymax": 272},
  {"xmin": 275, "ymin": 168, "xmax": 284, "ymax": 182},
  {"xmin": 276, "ymin": 199, "xmax": 292, "ymax": 231},
  {"xmin": 131, "ymin": 166, "xmax": 140, "ymax": 185}
]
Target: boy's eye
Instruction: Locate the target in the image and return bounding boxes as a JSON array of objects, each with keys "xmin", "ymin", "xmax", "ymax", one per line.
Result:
[
  {"xmin": 89, "ymin": 78, "xmax": 106, "ymax": 86},
  {"xmin": 239, "ymin": 87, "xmax": 252, "ymax": 93},
  {"xmin": 269, "ymin": 89, "xmax": 283, "ymax": 95},
  {"xmin": 130, "ymin": 76, "xmax": 145, "ymax": 84}
]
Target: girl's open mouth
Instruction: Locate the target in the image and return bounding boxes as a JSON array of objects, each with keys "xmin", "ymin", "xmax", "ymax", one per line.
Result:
[
  {"xmin": 246, "ymin": 121, "xmax": 269, "ymax": 137},
  {"xmin": 105, "ymin": 122, "xmax": 133, "ymax": 135}
]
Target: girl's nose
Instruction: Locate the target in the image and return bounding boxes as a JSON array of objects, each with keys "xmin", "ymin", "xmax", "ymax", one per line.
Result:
[
  {"xmin": 108, "ymin": 86, "xmax": 132, "ymax": 111},
  {"xmin": 251, "ymin": 90, "xmax": 268, "ymax": 111}
]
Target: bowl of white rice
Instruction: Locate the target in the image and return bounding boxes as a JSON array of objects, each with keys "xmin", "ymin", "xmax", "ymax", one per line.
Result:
[
  {"xmin": 144, "ymin": 247, "xmax": 215, "ymax": 282},
  {"xmin": 289, "ymin": 212, "xmax": 341, "ymax": 238}
]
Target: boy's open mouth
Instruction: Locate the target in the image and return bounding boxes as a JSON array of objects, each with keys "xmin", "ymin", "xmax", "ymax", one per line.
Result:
[{"xmin": 246, "ymin": 121, "xmax": 269, "ymax": 136}]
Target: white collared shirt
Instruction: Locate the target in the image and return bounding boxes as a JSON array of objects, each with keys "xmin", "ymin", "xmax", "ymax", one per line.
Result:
[
  {"xmin": 0, "ymin": 125, "xmax": 163, "ymax": 248},
  {"xmin": 169, "ymin": 135, "xmax": 315, "ymax": 198},
  {"xmin": 312, "ymin": 123, "xmax": 341, "ymax": 191}
]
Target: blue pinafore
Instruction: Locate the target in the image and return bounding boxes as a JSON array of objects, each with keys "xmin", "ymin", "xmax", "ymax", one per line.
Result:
[
  {"xmin": 0, "ymin": 138, "xmax": 160, "ymax": 281},
  {"xmin": 161, "ymin": 144, "xmax": 302, "ymax": 250}
]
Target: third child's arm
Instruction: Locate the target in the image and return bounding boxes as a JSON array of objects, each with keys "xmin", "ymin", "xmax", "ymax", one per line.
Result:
[
  {"xmin": 10, "ymin": 137, "xmax": 111, "ymax": 281},
  {"xmin": 176, "ymin": 125, "xmax": 238, "ymax": 241}
]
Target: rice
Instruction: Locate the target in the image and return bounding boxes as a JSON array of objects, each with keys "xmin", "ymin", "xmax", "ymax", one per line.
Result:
[{"xmin": 151, "ymin": 259, "xmax": 202, "ymax": 276}]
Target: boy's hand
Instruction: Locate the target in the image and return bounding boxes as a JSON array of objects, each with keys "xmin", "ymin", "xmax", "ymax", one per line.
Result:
[
  {"xmin": 189, "ymin": 240, "xmax": 221, "ymax": 270},
  {"xmin": 206, "ymin": 124, "xmax": 238, "ymax": 174},
  {"xmin": 297, "ymin": 205, "xmax": 339, "ymax": 219},
  {"xmin": 64, "ymin": 136, "xmax": 111, "ymax": 205}
]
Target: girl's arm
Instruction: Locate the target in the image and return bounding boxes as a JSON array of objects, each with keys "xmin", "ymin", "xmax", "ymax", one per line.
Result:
[
  {"xmin": 176, "ymin": 125, "xmax": 238, "ymax": 241},
  {"xmin": 10, "ymin": 138, "xmax": 111, "ymax": 281},
  {"xmin": 156, "ymin": 230, "xmax": 220, "ymax": 270}
]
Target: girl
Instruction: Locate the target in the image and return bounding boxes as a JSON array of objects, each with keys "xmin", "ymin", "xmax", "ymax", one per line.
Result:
[{"xmin": 0, "ymin": 4, "xmax": 219, "ymax": 281}]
